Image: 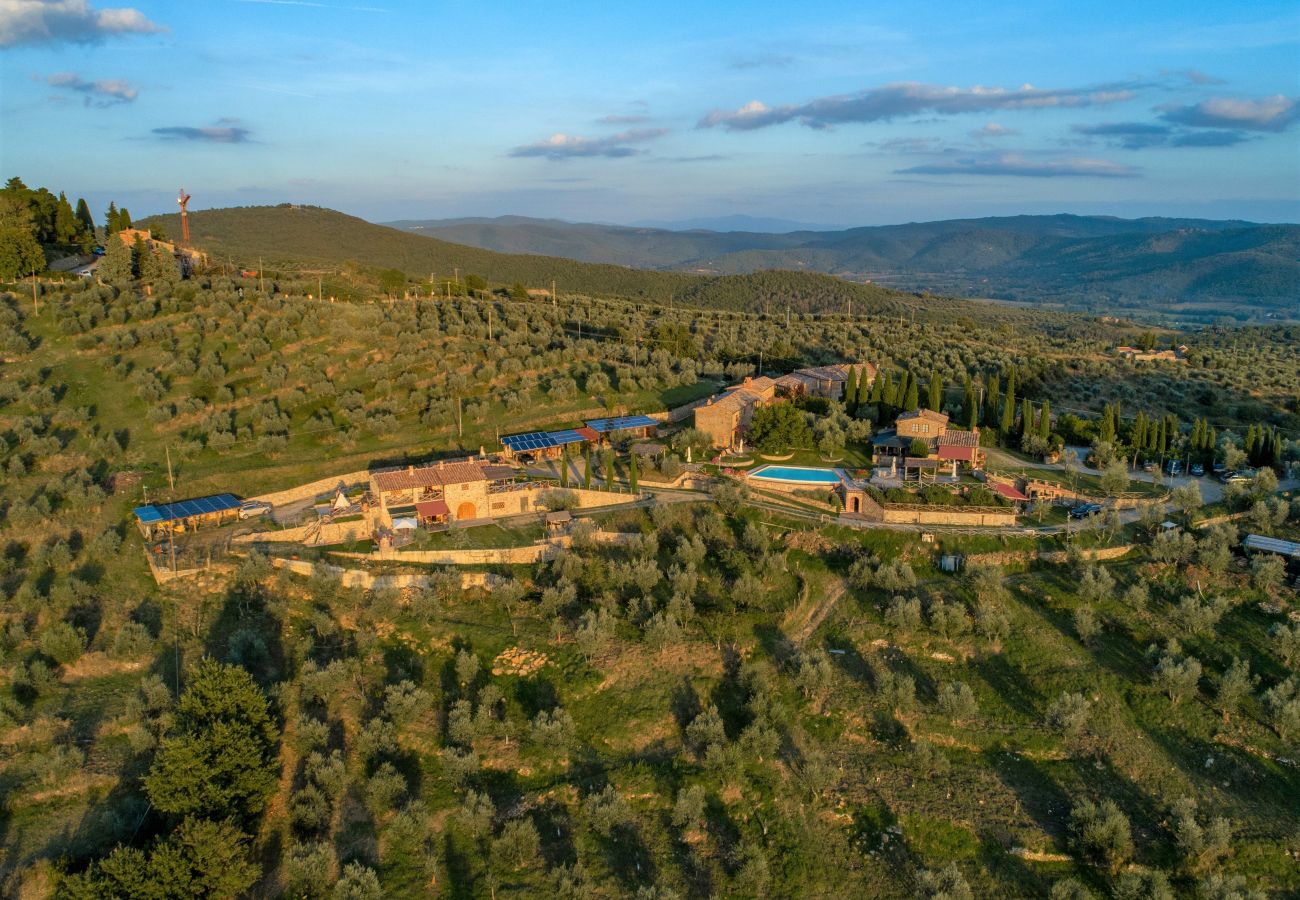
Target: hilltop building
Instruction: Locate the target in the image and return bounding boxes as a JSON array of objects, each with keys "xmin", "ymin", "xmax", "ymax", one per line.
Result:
[
  {"xmin": 873, "ymin": 409, "xmax": 985, "ymax": 479},
  {"xmin": 694, "ymin": 363, "xmax": 875, "ymax": 449}
]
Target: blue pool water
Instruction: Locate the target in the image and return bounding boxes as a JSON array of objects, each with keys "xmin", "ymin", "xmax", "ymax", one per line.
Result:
[{"xmin": 750, "ymin": 465, "xmax": 843, "ymax": 484}]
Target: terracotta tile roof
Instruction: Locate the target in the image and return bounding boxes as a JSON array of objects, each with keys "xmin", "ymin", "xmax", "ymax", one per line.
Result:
[
  {"xmin": 576, "ymin": 427, "xmax": 600, "ymax": 442},
  {"xmin": 897, "ymin": 408, "xmax": 949, "ymax": 425},
  {"xmin": 937, "ymin": 445, "xmax": 976, "ymax": 461},
  {"xmin": 372, "ymin": 461, "xmax": 486, "ymax": 492},
  {"xmin": 416, "ymin": 499, "xmax": 450, "ymax": 517},
  {"xmin": 937, "ymin": 429, "xmax": 981, "ymax": 447},
  {"xmin": 481, "ymin": 465, "xmax": 518, "ymax": 482},
  {"xmin": 989, "ymin": 482, "xmax": 1029, "ymax": 502}
]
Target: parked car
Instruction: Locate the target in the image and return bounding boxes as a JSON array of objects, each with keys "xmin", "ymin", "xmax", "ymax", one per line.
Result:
[
  {"xmin": 239, "ymin": 500, "xmax": 273, "ymax": 520},
  {"xmin": 1069, "ymin": 502, "xmax": 1103, "ymax": 520},
  {"xmin": 1218, "ymin": 471, "xmax": 1248, "ymax": 484},
  {"xmin": 1190, "ymin": 462, "xmax": 1205, "ymax": 476},
  {"xmin": 1212, "ymin": 461, "xmax": 1227, "ymax": 474},
  {"xmin": 1142, "ymin": 461, "xmax": 1157, "ymax": 473},
  {"xmin": 1166, "ymin": 460, "xmax": 1183, "ymax": 476}
]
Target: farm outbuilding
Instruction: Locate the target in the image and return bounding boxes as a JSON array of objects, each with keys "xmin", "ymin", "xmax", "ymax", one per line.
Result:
[{"xmin": 133, "ymin": 493, "xmax": 241, "ymax": 538}]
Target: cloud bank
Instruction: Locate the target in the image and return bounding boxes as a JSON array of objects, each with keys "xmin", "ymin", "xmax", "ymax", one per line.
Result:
[
  {"xmin": 152, "ymin": 123, "xmax": 253, "ymax": 143},
  {"xmin": 1159, "ymin": 95, "xmax": 1298, "ymax": 132},
  {"xmin": 510, "ymin": 128, "xmax": 667, "ymax": 160},
  {"xmin": 699, "ymin": 81, "xmax": 1138, "ymax": 131},
  {"xmin": 0, "ymin": 0, "xmax": 164, "ymax": 47},
  {"xmin": 1073, "ymin": 121, "xmax": 1252, "ymax": 149},
  {"xmin": 45, "ymin": 71, "xmax": 137, "ymax": 106},
  {"xmin": 898, "ymin": 152, "xmax": 1137, "ymax": 178}
]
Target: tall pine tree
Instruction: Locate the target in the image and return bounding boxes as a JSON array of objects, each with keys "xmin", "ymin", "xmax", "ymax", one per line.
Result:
[{"xmin": 845, "ymin": 366, "xmax": 858, "ymax": 414}]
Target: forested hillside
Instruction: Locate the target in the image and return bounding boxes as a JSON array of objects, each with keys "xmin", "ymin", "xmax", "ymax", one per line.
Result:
[
  {"xmin": 389, "ymin": 214, "xmax": 1300, "ymax": 318},
  {"xmin": 143, "ymin": 205, "xmax": 919, "ymax": 316}
]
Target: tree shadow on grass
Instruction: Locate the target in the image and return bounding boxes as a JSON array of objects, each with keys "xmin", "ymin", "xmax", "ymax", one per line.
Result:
[
  {"xmin": 972, "ymin": 653, "xmax": 1043, "ymax": 720},
  {"xmin": 987, "ymin": 749, "xmax": 1073, "ymax": 845}
]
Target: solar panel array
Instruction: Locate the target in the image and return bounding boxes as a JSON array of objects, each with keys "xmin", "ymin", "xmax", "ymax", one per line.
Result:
[
  {"xmin": 134, "ymin": 493, "xmax": 241, "ymax": 524},
  {"xmin": 548, "ymin": 429, "xmax": 588, "ymax": 446},
  {"xmin": 502, "ymin": 428, "xmax": 596, "ymax": 451},
  {"xmin": 585, "ymin": 415, "xmax": 658, "ymax": 433},
  {"xmin": 501, "ymin": 431, "xmax": 560, "ymax": 451}
]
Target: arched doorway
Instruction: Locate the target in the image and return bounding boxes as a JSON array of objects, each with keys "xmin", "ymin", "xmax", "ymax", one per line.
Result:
[
  {"xmin": 851, "ymin": 496, "xmax": 860, "ymax": 513},
  {"xmin": 456, "ymin": 501, "xmax": 477, "ymax": 520}
]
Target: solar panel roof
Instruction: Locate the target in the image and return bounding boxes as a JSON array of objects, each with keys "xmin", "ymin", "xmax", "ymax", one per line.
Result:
[
  {"xmin": 502, "ymin": 431, "xmax": 560, "ymax": 451},
  {"xmin": 133, "ymin": 493, "xmax": 241, "ymax": 524},
  {"xmin": 585, "ymin": 415, "xmax": 658, "ymax": 433},
  {"xmin": 548, "ymin": 429, "xmax": 588, "ymax": 445}
]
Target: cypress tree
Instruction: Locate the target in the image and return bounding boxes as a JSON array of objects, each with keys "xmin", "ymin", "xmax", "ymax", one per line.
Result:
[
  {"xmin": 881, "ymin": 372, "xmax": 897, "ymax": 410},
  {"xmin": 856, "ymin": 367, "xmax": 872, "ymax": 410},
  {"xmin": 867, "ymin": 369, "xmax": 882, "ymax": 405},
  {"xmin": 559, "ymin": 446, "xmax": 569, "ymax": 487},
  {"xmin": 628, "ymin": 451, "xmax": 639, "ymax": 494},
  {"xmin": 1038, "ymin": 399, "xmax": 1051, "ymax": 440},
  {"xmin": 1133, "ymin": 413, "xmax": 1147, "ymax": 451},
  {"xmin": 1000, "ymin": 381, "xmax": 1016, "ymax": 435},
  {"xmin": 119, "ymin": 207, "xmax": 132, "ymax": 230},
  {"xmin": 984, "ymin": 373, "xmax": 1001, "ymax": 428},
  {"xmin": 1099, "ymin": 404, "xmax": 1116, "ymax": 444},
  {"xmin": 583, "ymin": 448, "xmax": 592, "ymax": 489},
  {"xmin": 1020, "ymin": 397, "xmax": 1033, "ymax": 439},
  {"xmin": 105, "ymin": 201, "xmax": 120, "ymax": 235},
  {"xmin": 962, "ymin": 376, "xmax": 977, "ymax": 429},
  {"xmin": 927, "ymin": 372, "xmax": 943, "ymax": 412},
  {"xmin": 845, "ymin": 366, "xmax": 858, "ymax": 414},
  {"xmin": 903, "ymin": 373, "xmax": 919, "ymax": 412},
  {"xmin": 75, "ymin": 197, "xmax": 95, "ymax": 234}
]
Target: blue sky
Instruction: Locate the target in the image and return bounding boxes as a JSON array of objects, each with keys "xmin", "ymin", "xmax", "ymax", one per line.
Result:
[{"xmin": 1, "ymin": 0, "xmax": 1297, "ymax": 226}]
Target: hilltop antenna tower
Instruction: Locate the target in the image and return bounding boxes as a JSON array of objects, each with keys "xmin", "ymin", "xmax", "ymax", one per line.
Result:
[{"xmin": 177, "ymin": 188, "xmax": 192, "ymax": 246}]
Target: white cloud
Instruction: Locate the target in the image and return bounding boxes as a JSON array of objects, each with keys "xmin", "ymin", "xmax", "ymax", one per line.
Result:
[
  {"xmin": 45, "ymin": 71, "xmax": 138, "ymax": 106},
  {"xmin": 1160, "ymin": 95, "xmax": 1298, "ymax": 132},
  {"xmin": 0, "ymin": 0, "xmax": 164, "ymax": 47},
  {"xmin": 510, "ymin": 128, "xmax": 668, "ymax": 160},
  {"xmin": 699, "ymin": 81, "xmax": 1139, "ymax": 131}
]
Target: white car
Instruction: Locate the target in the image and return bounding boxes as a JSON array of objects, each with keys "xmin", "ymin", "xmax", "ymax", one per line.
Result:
[{"xmin": 239, "ymin": 500, "xmax": 273, "ymax": 520}]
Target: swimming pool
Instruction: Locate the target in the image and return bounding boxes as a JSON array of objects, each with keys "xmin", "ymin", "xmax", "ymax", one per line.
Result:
[{"xmin": 749, "ymin": 465, "xmax": 843, "ymax": 485}]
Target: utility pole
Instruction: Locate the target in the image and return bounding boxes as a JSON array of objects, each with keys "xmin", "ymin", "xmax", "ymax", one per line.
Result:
[
  {"xmin": 552, "ymin": 279, "xmax": 557, "ymax": 308},
  {"xmin": 488, "ymin": 305, "xmax": 493, "ymax": 341},
  {"xmin": 456, "ymin": 396, "xmax": 463, "ymax": 438},
  {"xmin": 166, "ymin": 446, "xmax": 175, "ymax": 492},
  {"xmin": 31, "ymin": 268, "xmax": 39, "ymax": 315},
  {"xmin": 318, "ymin": 274, "xmax": 322, "ymax": 301},
  {"xmin": 259, "ymin": 257, "xmax": 265, "ymax": 294}
]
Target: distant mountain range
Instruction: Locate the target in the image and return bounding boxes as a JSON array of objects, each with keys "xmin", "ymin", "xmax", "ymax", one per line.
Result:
[{"xmin": 386, "ymin": 214, "xmax": 1300, "ymax": 318}]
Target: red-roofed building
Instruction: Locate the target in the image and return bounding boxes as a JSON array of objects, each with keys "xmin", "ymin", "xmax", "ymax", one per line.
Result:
[
  {"xmin": 989, "ymin": 482, "xmax": 1029, "ymax": 503},
  {"xmin": 875, "ymin": 410, "xmax": 985, "ymax": 475}
]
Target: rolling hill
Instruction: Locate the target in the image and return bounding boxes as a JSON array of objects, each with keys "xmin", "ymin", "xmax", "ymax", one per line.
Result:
[
  {"xmin": 387, "ymin": 214, "xmax": 1300, "ymax": 316},
  {"xmin": 142, "ymin": 204, "xmax": 921, "ymax": 316}
]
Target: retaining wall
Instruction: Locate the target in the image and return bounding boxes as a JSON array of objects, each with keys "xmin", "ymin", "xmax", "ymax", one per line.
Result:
[
  {"xmin": 879, "ymin": 506, "xmax": 1019, "ymax": 527},
  {"xmin": 233, "ymin": 518, "xmax": 372, "ymax": 546},
  {"xmin": 329, "ymin": 531, "xmax": 640, "ymax": 566},
  {"xmin": 270, "ymin": 557, "xmax": 500, "ymax": 591},
  {"xmin": 251, "ymin": 469, "xmax": 370, "ymax": 507}
]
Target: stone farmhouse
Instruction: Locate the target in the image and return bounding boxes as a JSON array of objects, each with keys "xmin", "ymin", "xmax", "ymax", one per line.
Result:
[
  {"xmin": 694, "ymin": 363, "xmax": 876, "ymax": 449},
  {"xmin": 369, "ymin": 460, "xmax": 533, "ymax": 528},
  {"xmin": 872, "ymin": 409, "xmax": 985, "ymax": 479}
]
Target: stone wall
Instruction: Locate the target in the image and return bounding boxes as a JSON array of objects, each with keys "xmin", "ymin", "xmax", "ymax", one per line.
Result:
[
  {"xmin": 251, "ymin": 469, "xmax": 371, "ymax": 507},
  {"xmin": 1039, "ymin": 544, "xmax": 1135, "ymax": 563},
  {"xmin": 233, "ymin": 518, "xmax": 372, "ymax": 546},
  {"xmin": 879, "ymin": 506, "xmax": 1019, "ymax": 527},
  {"xmin": 270, "ymin": 557, "xmax": 501, "ymax": 591},
  {"xmin": 329, "ymin": 531, "xmax": 640, "ymax": 567}
]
